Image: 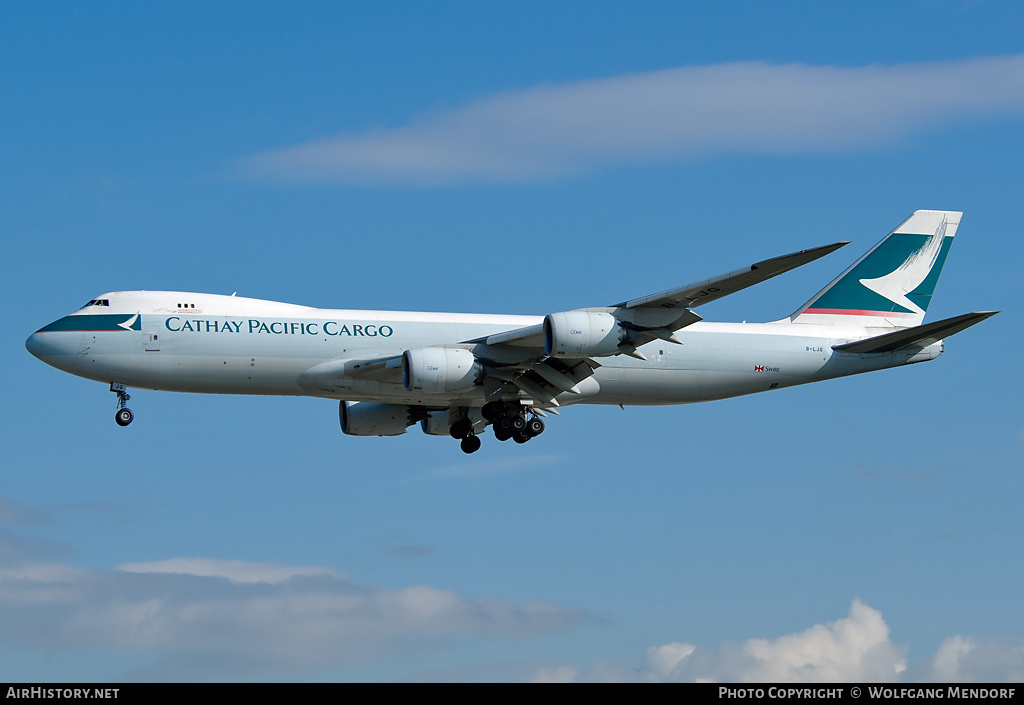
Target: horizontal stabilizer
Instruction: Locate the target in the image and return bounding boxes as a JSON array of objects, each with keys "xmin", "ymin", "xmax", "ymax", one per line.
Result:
[{"xmin": 832, "ymin": 311, "xmax": 998, "ymax": 354}]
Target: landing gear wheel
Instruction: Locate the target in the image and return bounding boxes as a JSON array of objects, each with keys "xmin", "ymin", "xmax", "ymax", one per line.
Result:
[
  {"xmin": 450, "ymin": 418, "xmax": 473, "ymax": 439},
  {"xmin": 115, "ymin": 408, "xmax": 134, "ymax": 427},
  {"xmin": 460, "ymin": 435, "xmax": 482, "ymax": 454},
  {"xmin": 526, "ymin": 417, "xmax": 545, "ymax": 437},
  {"xmin": 513, "ymin": 429, "xmax": 531, "ymax": 444},
  {"xmin": 111, "ymin": 384, "xmax": 133, "ymax": 427},
  {"xmin": 494, "ymin": 427, "xmax": 512, "ymax": 442},
  {"xmin": 482, "ymin": 401, "xmax": 504, "ymax": 422},
  {"xmin": 511, "ymin": 415, "xmax": 527, "ymax": 431}
]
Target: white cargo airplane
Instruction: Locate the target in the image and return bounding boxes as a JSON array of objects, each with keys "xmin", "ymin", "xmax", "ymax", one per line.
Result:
[{"xmin": 27, "ymin": 210, "xmax": 995, "ymax": 453}]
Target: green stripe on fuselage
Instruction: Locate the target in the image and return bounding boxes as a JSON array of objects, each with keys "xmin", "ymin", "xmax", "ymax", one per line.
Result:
[{"xmin": 36, "ymin": 314, "xmax": 142, "ymax": 333}]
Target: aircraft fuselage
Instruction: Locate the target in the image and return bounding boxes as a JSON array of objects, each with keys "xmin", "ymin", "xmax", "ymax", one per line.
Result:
[
  {"xmin": 29, "ymin": 211, "xmax": 989, "ymax": 452},
  {"xmin": 26, "ymin": 290, "xmax": 939, "ymax": 409}
]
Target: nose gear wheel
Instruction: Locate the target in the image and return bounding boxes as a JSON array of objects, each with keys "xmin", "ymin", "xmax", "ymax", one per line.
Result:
[{"xmin": 111, "ymin": 383, "xmax": 134, "ymax": 427}]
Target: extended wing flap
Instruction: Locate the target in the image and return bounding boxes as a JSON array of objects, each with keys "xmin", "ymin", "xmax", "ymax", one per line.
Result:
[
  {"xmin": 485, "ymin": 358, "xmax": 600, "ymax": 406},
  {"xmin": 832, "ymin": 311, "xmax": 998, "ymax": 354},
  {"xmin": 617, "ymin": 242, "xmax": 848, "ymax": 311}
]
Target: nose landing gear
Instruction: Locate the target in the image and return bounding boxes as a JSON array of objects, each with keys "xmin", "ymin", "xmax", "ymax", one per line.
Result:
[{"xmin": 111, "ymin": 383, "xmax": 133, "ymax": 426}]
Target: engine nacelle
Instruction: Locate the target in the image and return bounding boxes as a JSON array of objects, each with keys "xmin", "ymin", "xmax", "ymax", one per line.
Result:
[
  {"xmin": 339, "ymin": 401, "xmax": 416, "ymax": 437},
  {"xmin": 544, "ymin": 311, "xmax": 625, "ymax": 358},
  {"xmin": 419, "ymin": 410, "xmax": 452, "ymax": 436},
  {"xmin": 402, "ymin": 347, "xmax": 481, "ymax": 394}
]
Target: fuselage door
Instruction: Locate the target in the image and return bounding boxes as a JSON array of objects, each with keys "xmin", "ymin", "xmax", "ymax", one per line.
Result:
[{"xmin": 144, "ymin": 329, "xmax": 160, "ymax": 351}]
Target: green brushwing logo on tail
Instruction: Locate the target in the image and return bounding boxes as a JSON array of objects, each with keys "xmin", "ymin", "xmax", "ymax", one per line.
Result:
[{"xmin": 801, "ymin": 215, "xmax": 954, "ymax": 317}]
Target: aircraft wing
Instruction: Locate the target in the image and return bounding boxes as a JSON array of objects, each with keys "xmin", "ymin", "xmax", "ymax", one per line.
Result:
[
  {"xmin": 482, "ymin": 322, "xmax": 546, "ymax": 348},
  {"xmin": 460, "ymin": 241, "xmax": 849, "ymax": 405},
  {"xmin": 336, "ymin": 348, "xmax": 599, "ymax": 408},
  {"xmin": 613, "ymin": 241, "xmax": 848, "ymax": 311},
  {"xmin": 475, "ymin": 241, "xmax": 848, "ymax": 352},
  {"xmin": 343, "ymin": 354, "xmax": 404, "ymax": 380},
  {"xmin": 336, "ymin": 243, "xmax": 851, "ymax": 404},
  {"xmin": 298, "ymin": 354, "xmax": 406, "ymax": 394}
]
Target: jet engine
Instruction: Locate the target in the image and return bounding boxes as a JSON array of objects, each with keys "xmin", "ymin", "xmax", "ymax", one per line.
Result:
[
  {"xmin": 544, "ymin": 311, "xmax": 625, "ymax": 358},
  {"xmin": 402, "ymin": 347, "xmax": 481, "ymax": 394},
  {"xmin": 339, "ymin": 401, "xmax": 418, "ymax": 436},
  {"xmin": 419, "ymin": 410, "xmax": 452, "ymax": 436}
]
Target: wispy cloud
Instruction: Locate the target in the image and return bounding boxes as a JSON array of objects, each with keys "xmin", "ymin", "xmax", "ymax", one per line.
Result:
[
  {"xmin": 0, "ymin": 498, "xmax": 69, "ymax": 564},
  {"xmin": 0, "ymin": 557, "xmax": 588, "ymax": 679},
  {"xmin": 241, "ymin": 55, "xmax": 1024, "ymax": 186},
  {"xmin": 388, "ymin": 545, "xmax": 433, "ymax": 560},
  {"xmin": 385, "ymin": 453, "xmax": 568, "ymax": 486},
  {"xmin": 419, "ymin": 453, "xmax": 567, "ymax": 481},
  {"xmin": 0, "ymin": 497, "xmax": 44, "ymax": 525}
]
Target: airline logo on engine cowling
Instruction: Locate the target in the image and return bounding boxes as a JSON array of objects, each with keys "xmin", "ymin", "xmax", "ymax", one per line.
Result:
[{"xmin": 164, "ymin": 317, "xmax": 394, "ymax": 337}]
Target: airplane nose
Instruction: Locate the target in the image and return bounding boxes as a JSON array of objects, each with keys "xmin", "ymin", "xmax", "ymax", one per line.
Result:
[
  {"xmin": 25, "ymin": 332, "xmax": 45, "ymax": 360},
  {"xmin": 25, "ymin": 328, "xmax": 84, "ymax": 373}
]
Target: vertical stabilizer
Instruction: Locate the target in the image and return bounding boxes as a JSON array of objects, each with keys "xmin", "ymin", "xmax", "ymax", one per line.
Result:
[{"xmin": 790, "ymin": 210, "xmax": 959, "ymax": 329}]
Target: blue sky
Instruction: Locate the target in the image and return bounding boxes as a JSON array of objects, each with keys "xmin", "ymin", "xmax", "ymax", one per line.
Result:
[{"xmin": 2, "ymin": 1, "xmax": 1022, "ymax": 682}]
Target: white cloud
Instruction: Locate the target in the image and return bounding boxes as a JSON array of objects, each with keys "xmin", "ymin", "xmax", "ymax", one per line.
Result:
[
  {"xmin": 5, "ymin": 548, "xmax": 1024, "ymax": 682},
  {"xmin": 241, "ymin": 55, "xmax": 1024, "ymax": 185},
  {"xmin": 645, "ymin": 641, "xmax": 697, "ymax": 679},
  {"xmin": 927, "ymin": 636, "xmax": 1024, "ymax": 682},
  {"xmin": 528, "ymin": 600, "xmax": 1024, "ymax": 683},
  {"xmin": 930, "ymin": 635, "xmax": 976, "ymax": 681},
  {"xmin": 0, "ymin": 558, "xmax": 587, "ymax": 678},
  {"xmin": 718, "ymin": 599, "xmax": 906, "ymax": 682},
  {"xmin": 645, "ymin": 599, "xmax": 907, "ymax": 683}
]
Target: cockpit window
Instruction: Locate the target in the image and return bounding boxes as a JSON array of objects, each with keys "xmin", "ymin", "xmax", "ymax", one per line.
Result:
[{"xmin": 80, "ymin": 299, "xmax": 110, "ymax": 308}]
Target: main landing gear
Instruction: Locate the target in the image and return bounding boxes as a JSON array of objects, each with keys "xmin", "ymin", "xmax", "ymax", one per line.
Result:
[
  {"xmin": 460, "ymin": 434, "xmax": 482, "ymax": 454},
  {"xmin": 449, "ymin": 416, "xmax": 482, "ymax": 454},
  {"xmin": 448, "ymin": 402, "xmax": 547, "ymax": 454},
  {"xmin": 483, "ymin": 402, "xmax": 545, "ymax": 445},
  {"xmin": 111, "ymin": 383, "xmax": 134, "ymax": 427}
]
